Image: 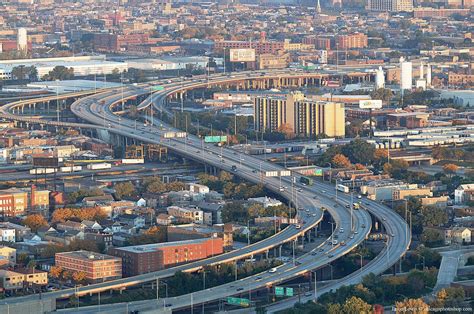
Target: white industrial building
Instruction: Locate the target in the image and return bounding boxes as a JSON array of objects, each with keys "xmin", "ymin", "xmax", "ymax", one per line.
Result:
[
  {"xmin": 400, "ymin": 57, "xmax": 412, "ymax": 91},
  {"xmin": 0, "ymin": 55, "xmax": 127, "ymax": 80},
  {"xmin": 126, "ymin": 56, "xmax": 210, "ymax": 71}
]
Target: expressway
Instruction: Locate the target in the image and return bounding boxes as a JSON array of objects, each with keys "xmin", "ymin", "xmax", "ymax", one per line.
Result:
[{"xmin": 0, "ymin": 69, "xmax": 410, "ymax": 312}]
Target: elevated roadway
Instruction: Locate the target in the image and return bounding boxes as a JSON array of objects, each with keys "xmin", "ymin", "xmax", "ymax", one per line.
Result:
[{"xmin": 0, "ymin": 69, "xmax": 409, "ymax": 312}]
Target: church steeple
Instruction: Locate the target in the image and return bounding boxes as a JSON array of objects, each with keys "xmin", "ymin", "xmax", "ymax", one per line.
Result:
[{"xmin": 316, "ymin": 0, "xmax": 322, "ymax": 14}]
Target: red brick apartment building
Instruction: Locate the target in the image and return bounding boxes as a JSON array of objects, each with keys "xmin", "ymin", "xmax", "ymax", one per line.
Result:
[
  {"xmin": 55, "ymin": 251, "xmax": 122, "ymax": 283},
  {"xmin": 109, "ymin": 237, "xmax": 223, "ymax": 277},
  {"xmin": 336, "ymin": 33, "xmax": 368, "ymax": 49}
]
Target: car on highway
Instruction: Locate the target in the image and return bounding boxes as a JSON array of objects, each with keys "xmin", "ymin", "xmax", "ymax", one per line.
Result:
[
  {"xmin": 311, "ymin": 252, "xmax": 317, "ymax": 256},
  {"xmin": 255, "ymin": 276, "xmax": 262, "ymax": 281},
  {"xmin": 340, "ymin": 241, "xmax": 346, "ymax": 246},
  {"xmin": 361, "ymin": 224, "xmax": 366, "ymax": 228},
  {"xmin": 319, "ymin": 248, "xmax": 324, "ymax": 252},
  {"xmin": 349, "ymin": 235, "xmax": 354, "ymax": 239},
  {"xmin": 354, "ymin": 231, "xmax": 359, "ymax": 234},
  {"xmin": 268, "ymin": 268, "xmax": 277, "ymax": 273},
  {"xmin": 295, "ymin": 224, "xmax": 301, "ymax": 229},
  {"xmin": 237, "ymin": 287, "xmax": 244, "ymax": 291},
  {"xmin": 391, "ymin": 233, "xmax": 395, "ymax": 237},
  {"xmin": 382, "ymin": 217, "xmax": 386, "ymax": 221}
]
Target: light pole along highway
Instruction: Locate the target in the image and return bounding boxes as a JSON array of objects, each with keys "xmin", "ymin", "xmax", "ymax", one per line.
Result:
[{"xmin": 0, "ymin": 70, "xmax": 410, "ymax": 313}]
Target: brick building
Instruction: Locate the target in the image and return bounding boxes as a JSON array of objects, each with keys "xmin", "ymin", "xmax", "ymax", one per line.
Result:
[
  {"xmin": 109, "ymin": 237, "xmax": 223, "ymax": 277},
  {"xmin": 336, "ymin": 33, "xmax": 368, "ymax": 49},
  {"xmin": 55, "ymin": 250, "xmax": 122, "ymax": 283}
]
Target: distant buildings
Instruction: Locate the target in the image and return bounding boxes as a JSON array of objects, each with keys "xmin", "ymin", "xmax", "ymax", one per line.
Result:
[
  {"xmin": 0, "ymin": 186, "xmax": 49, "ymax": 217},
  {"xmin": 55, "ymin": 250, "xmax": 122, "ymax": 283},
  {"xmin": 253, "ymin": 92, "xmax": 345, "ymax": 137},
  {"xmin": 368, "ymin": 0, "xmax": 414, "ymax": 12},
  {"xmin": 109, "ymin": 237, "xmax": 223, "ymax": 276}
]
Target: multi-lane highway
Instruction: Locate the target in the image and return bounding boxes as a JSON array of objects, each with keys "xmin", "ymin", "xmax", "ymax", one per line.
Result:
[{"xmin": 0, "ymin": 69, "xmax": 410, "ymax": 313}]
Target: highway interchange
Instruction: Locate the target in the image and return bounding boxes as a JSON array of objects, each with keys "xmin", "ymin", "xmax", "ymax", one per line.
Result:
[{"xmin": 0, "ymin": 69, "xmax": 410, "ymax": 313}]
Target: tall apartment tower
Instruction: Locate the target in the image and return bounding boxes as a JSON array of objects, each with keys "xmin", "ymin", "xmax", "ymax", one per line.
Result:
[
  {"xmin": 17, "ymin": 28, "xmax": 27, "ymax": 54},
  {"xmin": 375, "ymin": 66, "xmax": 385, "ymax": 89},
  {"xmin": 254, "ymin": 92, "xmax": 345, "ymax": 138},
  {"xmin": 368, "ymin": 0, "xmax": 413, "ymax": 12},
  {"xmin": 400, "ymin": 57, "xmax": 413, "ymax": 91}
]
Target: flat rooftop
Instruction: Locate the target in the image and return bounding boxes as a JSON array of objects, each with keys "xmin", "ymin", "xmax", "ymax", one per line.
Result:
[
  {"xmin": 56, "ymin": 250, "xmax": 119, "ymax": 261},
  {"xmin": 114, "ymin": 238, "xmax": 214, "ymax": 253}
]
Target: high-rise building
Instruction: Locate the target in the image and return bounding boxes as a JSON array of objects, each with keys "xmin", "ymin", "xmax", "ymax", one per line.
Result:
[
  {"xmin": 368, "ymin": 0, "xmax": 414, "ymax": 12},
  {"xmin": 16, "ymin": 28, "xmax": 27, "ymax": 54},
  {"xmin": 426, "ymin": 64, "xmax": 432, "ymax": 87},
  {"xmin": 375, "ymin": 66, "xmax": 385, "ymax": 89},
  {"xmin": 400, "ymin": 57, "xmax": 413, "ymax": 91},
  {"xmin": 254, "ymin": 92, "xmax": 345, "ymax": 138}
]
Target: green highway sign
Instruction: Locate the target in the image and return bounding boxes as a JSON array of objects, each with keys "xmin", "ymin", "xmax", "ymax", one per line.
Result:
[
  {"xmin": 314, "ymin": 169, "xmax": 323, "ymax": 176},
  {"xmin": 275, "ymin": 286, "xmax": 285, "ymax": 296},
  {"xmin": 152, "ymin": 85, "xmax": 165, "ymax": 91},
  {"xmin": 286, "ymin": 287, "xmax": 294, "ymax": 297},
  {"xmin": 226, "ymin": 297, "xmax": 250, "ymax": 307},
  {"xmin": 204, "ymin": 135, "xmax": 227, "ymax": 143}
]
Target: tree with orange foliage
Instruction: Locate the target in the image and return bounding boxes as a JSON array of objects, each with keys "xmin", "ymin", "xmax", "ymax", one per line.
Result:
[
  {"xmin": 277, "ymin": 123, "xmax": 295, "ymax": 139},
  {"xmin": 23, "ymin": 214, "xmax": 48, "ymax": 232},
  {"xmin": 72, "ymin": 271, "xmax": 87, "ymax": 284},
  {"xmin": 442, "ymin": 163, "xmax": 458, "ymax": 177},
  {"xmin": 354, "ymin": 163, "xmax": 366, "ymax": 170},
  {"xmin": 51, "ymin": 207, "xmax": 106, "ymax": 223},
  {"xmin": 49, "ymin": 266, "xmax": 63, "ymax": 279},
  {"xmin": 332, "ymin": 154, "xmax": 352, "ymax": 168}
]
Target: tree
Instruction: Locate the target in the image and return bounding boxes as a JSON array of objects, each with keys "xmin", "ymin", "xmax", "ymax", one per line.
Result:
[
  {"xmin": 332, "ymin": 154, "xmax": 352, "ymax": 168},
  {"xmin": 422, "ymin": 206, "xmax": 448, "ymax": 227},
  {"xmin": 370, "ymin": 88, "xmax": 392, "ymax": 104},
  {"xmin": 49, "ymin": 266, "xmax": 63, "ymax": 279},
  {"xmin": 442, "ymin": 163, "xmax": 458, "ymax": 177},
  {"xmin": 23, "ymin": 214, "xmax": 48, "ymax": 232},
  {"xmin": 342, "ymin": 296, "xmax": 372, "ymax": 314},
  {"xmin": 11, "ymin": 65, "xmax": 29, "ymax": 80},
  {"xmin": 421, "ymin": 228, "xmax": 444, "ymax": 247},
  {"xmin": 341, "ymin": 139, "xmax": 375, "ymax": 165},
  {"xmin": 395, "ymin": 298, "xmax": 429, "ymax": 314},
  {"xmin": 72, "ymin": 271, "xmax": 87, "ymax": 284},
  {"xmin": 114, "ymin": 182, "xmax": 136, "ymax": 199},
  {"xmin": 277, "ymin": 123, "xmax": 295, "ymax": 139},
  {"xmin": 42, "ymin": 65, "xmax": 74, "ymax": 81}
]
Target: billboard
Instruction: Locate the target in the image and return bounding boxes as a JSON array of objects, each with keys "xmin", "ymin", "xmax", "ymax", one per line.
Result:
[
  {"xmin": 359, "ymin": 100, "xmax": 382, "ymax": 109},
  {"xmin": 33, "ymin": 156, "xmax": 59, "ymax": 168},
  {"xmin": 229, "ymin": 49, "xmax": 256, "ymax": 62},
  {"xmin": 204, "ymin": 136, "xmax": 227, "ymax": 143}
]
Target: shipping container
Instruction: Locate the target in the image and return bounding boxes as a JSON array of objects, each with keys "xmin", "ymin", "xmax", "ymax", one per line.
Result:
[
  {"xmin": 121, "ymin": 159, "xmax": 145, "ymax": 164},
  {"xmin": 175, "ymin": 132, "xmax": 187, "ymax": 138},
  {"xmin": 30, "ymin": 168, "xmax": 57, "ymax": 175},
  {"xmin": 60, "ymin": 166, "xmax": 82, "ymax": 173},
  {"xmin": 87, "ymin": 163, "xmax": 112, "ymax": 170}
]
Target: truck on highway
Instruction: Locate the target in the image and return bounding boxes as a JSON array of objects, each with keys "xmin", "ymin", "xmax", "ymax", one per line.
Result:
[
  {"xmin": 86, "ymin": 163, "xmax": 112, "ymax": 170},
  {"xmin": 121, "ymin": 159, "xmax": 145, "ymax": 165},
  {"xmin": 163, "ymin": 132, "xmax": 176, "ymax": 138},
  {"xmin": 353, "ymin": 203, "xmax": 360, "ymax": 210},
  {"xmin": 337, "ymin": 184, "xmax": 350, "ymax": 193},
  {"xmin": 264, "ymin": 171, "xmax": 279, "ymax": 177},
  {"xmin": 299, "ymin": 176, "xmax": 313, "ymax": 186},
  {"xmin": 60, "ymin": 166, "xmax": 82, "ymax": 173}
]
